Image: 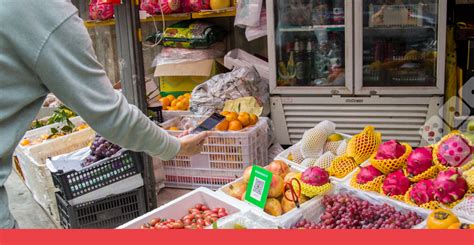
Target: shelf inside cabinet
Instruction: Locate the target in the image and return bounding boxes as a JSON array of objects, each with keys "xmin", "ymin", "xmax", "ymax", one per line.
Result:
[
  {"xmin": 279, "ymin": 25, "xmax": 345, "ymax": 32},
  {"xmin": 363, "ymin": 26, "xmax": 436, "ymax": 38},
  {"xmin": 191, "ymin": 8, "xmax": 236, "ymax": 19}
]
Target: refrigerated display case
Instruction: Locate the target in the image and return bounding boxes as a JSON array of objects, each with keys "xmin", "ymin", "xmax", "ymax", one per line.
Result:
[{"xmin": 267, "ymin": 0, "xmax": 446, "ymax": 146}]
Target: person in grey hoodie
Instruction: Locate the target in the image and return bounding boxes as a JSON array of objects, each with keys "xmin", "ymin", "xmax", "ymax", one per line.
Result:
[{"xmin": 0, "ymin": 1, "xmax": 210, "ymax": 228}]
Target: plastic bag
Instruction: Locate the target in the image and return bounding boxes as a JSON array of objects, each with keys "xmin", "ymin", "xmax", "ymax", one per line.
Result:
[
  {"xmin": 190, "ymin": 67, "xmax": 267, "ymax": 115},
  {"xmin": 140, "ymin": 0, "xmax": 161, "ymax": 15},
  {"xmin": 89, "ymin": 0, "xmax": 114, "ymax": 20},
  {"xmin": 162, "ymin": 21, "xmax": 227, "ymax": 49},
  {"xmin": 245, "ymin": 9, "xmax": 267, "ymax": 41},
  {"xmin": 151, "ymin": 44, "xmax": 225, "ymax": 67},
  {"xmin": 141, "ymin": 0, "xmax": 182, "ymax": 14},
  {"xmin": 182, "ymin": 0, "xmax": 210, "ymax": 12},
  {"xmin": 234, "ymin": 0, "xmax": 263, "ymax": 27}
]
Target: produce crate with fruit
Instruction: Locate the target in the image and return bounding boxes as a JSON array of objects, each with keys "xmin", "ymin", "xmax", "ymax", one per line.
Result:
[
  {"xmin": 47, "ymin": 135, "xmax": 144, "ymax": 205},
  {"xmin": 117, "ymin": 187, "xmax": 248, "ymax": 229},
  {"xmin": 159, "ymin": 93, "xmax": 193, "ymax": 121},
  {"xmin": 157, "ymin": 115, "xmax": 269, "ymax": 190},
  {"xmin": 13, "ymin": 117, "xmax": 95, "ymax": 226},
  {"xmin": 56, "ymin": 187, "xmax": 146, "ymax": 229},
  {"xmin": 286, "ymin": 185, "xmax": 427, "ymax": 229},
  {"xmin": 218, "ymin": 161, "xmax": 334, "ymax": 226}
]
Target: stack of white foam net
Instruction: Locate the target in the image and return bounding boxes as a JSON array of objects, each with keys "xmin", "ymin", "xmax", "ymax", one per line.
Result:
[
  {"xmin": 300, "ymin": 120, "xmax": 336, "ymax": 159},
  {"xmin": 452, "ymin": 195, "xmax": 474, "ymax": 222}
]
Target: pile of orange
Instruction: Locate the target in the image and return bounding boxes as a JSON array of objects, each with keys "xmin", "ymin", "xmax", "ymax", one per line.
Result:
[
  {"xmin": 216, "ymin": 111, "xmax": 259, "ymax": 131},
  {"xmin": 159, "ymin": 93, "xmax": 191, "ymax": 111}
]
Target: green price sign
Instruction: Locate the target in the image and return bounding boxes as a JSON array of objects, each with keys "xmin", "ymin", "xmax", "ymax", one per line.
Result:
[{"xmin": 244, "ymin": 165, "xmax": 273, "ymax": 209}]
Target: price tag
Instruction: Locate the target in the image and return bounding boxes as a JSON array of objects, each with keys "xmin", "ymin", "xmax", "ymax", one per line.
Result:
[{"xmin": 244, "ymin": 166, "xmax": 272, "ymax": 209}]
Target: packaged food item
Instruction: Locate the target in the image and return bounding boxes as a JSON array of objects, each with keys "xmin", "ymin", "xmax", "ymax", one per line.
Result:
[
  {"xmin": 89, "ymin": 0, "xmax": 114, "ymax": 20},
  {"xmin": 182, "ymin": 0, "xmax": 211, "ymax": 12},
  {"xmin": 140, "ymin": 0, "xmax": 182, "ymax": 15},
  {"xmin": 162, "ymin": 21, "xmax": 226, "ymax": 49}
]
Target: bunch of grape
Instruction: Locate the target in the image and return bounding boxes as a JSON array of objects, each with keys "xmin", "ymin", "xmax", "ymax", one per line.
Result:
[
  {"xmin": 83, "ymin": 135, "xmax": 122, "ymax": 166},
  {"xmin": 292, "ymin": 194, "xmax": 423, "ymax": 229}
]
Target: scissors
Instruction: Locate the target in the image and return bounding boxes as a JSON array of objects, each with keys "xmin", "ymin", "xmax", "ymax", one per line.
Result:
[{"xmin": 284, "ymin": 178, "xmax": 302, "ymax": 208}]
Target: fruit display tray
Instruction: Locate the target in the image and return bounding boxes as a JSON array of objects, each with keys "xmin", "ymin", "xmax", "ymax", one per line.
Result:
[
  {"xmin": 56, "ymin": 187, "xmax": 146, "ymax": 229},
  {"xmin": 275, "ymin": 133, "xmax": 356, "ymax": 184},
  {"xmin": 48, "ymin": 150, "xmax": 143, "ymax": 204},
  {"xmin": 210, "ymin": 210, "xmax": 279, "ymax": 229},
  {"xmin": 217, "ymin": 165, "xmax": 330, "ymax": 227},
  {"xmin": 282, "ymin": 185, "xmax": 430, "ymax": 229},
  {"xmin": 117, "ymin": 187, "xmax": 249, "ymax": 229},
  {"xmin": 157, "ymin": 117, "xmax": 269, "ymax": 190}
]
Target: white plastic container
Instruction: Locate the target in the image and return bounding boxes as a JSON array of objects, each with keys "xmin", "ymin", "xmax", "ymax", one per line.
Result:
[
  {"xmin": 217, "ymin": 165, "xmax": 329, "ymax": 227},
  {"xmin": 156, "ymin": 116, "xmax": 269, "ymax": 190},
  {"xmin": 280, "ymin": 185, "xmax": 430, "ymax": 229},
  {"xmin": 13, "ymin": 118, "xmax": 95, "ymax": 226},
  {"xmin": 117, "ymin": 187, "xmax": 249, "ymax": 229}
]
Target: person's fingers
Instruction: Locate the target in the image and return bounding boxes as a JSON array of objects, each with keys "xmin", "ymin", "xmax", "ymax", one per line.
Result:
[{"xmin": 178, "ymin": 130, "xmax": 190, "ymax": 138}]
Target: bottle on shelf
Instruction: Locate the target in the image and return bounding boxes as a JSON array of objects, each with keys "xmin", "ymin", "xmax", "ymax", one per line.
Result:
[
  {"xmin": 313, "ymin": 29, "xmax": 330, "ymax": 85},
  {"xmin": 294, "ymin": 38, "xmax": 306, "ymax": 85},
  {"xmin": 332, "ymin": 0, "xmax": 345, "ymax": 25},
  {"xmin": 312, "ymin": 0, "xmax": 330, "ymax": 25},
  {"xmin": 305, "ymin": 39, "xmax": 316, "ymax": 83}
]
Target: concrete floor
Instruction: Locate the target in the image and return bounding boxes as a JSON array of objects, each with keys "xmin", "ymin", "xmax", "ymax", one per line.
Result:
[{"xmin": 5, "ymin": 171, "xmax": 190, "ymax": 229}]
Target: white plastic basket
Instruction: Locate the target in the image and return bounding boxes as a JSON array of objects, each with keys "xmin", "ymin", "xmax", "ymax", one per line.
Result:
[
  {"xmin": 13, "ymin": 119, "xmax": 95, "ymax": 226},
  {"xmin": 217, "ymin": 165, "xmax": 330, "ymax": 227},
  {"xmin": 281, "ymin": 185, "xmax": 430, "ymax": 229},
  {"xmin": 117, "ymin": 187, "xmax": 249, "ymax": 229},
  {"xmin": 275, "ymin": 133, "xmax": 355, "ymax": 183},
  {"xmin": 156, "ymin": 117, "xmax": 269, "ymax": 190}
]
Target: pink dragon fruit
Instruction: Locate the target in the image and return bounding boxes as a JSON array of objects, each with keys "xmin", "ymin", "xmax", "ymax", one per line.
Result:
[
  {"xmin": 382, "ymin": 170, "xmax": 410, "ymax": 196},
  {"xmin": 407, "ymin": 147, "xmax": 433, "ymax": 176},
  {"xmin": 437, "ymin": 135, "xmax": 473, "ymax": 168},
  {"xmin": 433, "ymin": 168, "xmax": 469, "ymax": 204},
  {"xmin": 375, "ymin": 140, "xmax": 406, "ymax": 160},
  {"xmin": 89, "ymin": 0, "xmax": 115, "ymax": 20},
  {"xmin": 356, "ymin": 165, "xmax": 383, "ymax": 184},
  {"xmin": 301, "ymin": 167, "xmax": 329, "ymax": 186},
  {"xmin": 410, "ymin": 179, "xmax": 436, "ymax": 205}
]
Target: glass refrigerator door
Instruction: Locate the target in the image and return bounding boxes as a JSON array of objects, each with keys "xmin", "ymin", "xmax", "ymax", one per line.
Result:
[
  {"xmin": 267, "ymin": 0, "xmax": 353, "ymax": 95},
  {"xmin": 355, "ymin": 0, "xmax": 446, "ymax": 95}
]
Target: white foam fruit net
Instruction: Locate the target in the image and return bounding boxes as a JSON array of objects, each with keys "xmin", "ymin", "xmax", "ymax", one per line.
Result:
[
  {"xmin": 300, "ymin": 121, "xmax": 336, "ymax": 159},
  {"xmin": 324, "ymin": 141, "xmax": 342, "ymax": 155},
  {"xmin": 301, "ymin": 158, "xmax": 318, "ymax": 168},
  {"xmin": 452, "ymin": 195, "xmax": 474, "ymax": 221},
  {"xmin": 336, "ymin": 140, "xmax": 348, "ymax": 156},
  {"xmin": 290, "ymin": 144, "xmax": 305, "ymax": 164},
  {"xmin": 314, "ymin": 151, "xmax": 336, "ymax": 170}
]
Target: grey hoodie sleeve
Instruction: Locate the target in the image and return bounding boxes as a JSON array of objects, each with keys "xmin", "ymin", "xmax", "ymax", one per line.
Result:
[{"xmin": 33, "ymin": 14, "xmax": 180, "ymax": 160}]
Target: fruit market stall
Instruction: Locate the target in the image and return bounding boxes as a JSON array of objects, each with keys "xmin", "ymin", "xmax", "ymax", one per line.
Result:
[{"xmin": 114, "ymin": 120, "xmax": 473, "ymax": 230}]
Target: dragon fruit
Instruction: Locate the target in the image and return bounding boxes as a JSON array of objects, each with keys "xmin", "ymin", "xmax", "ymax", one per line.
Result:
[
  {"xmin": 301, "ymin": 167, "xmax": 330, "ymax": 186},
  {"xmin": 356, "ymin": 165, "xmax": 383, "ymax": 184},
  {"xmin": 410, "ymin": 179, "xmax": 436, "ymax": 205},
  {"xmin": 407, "ymin": 147, "xmax": 433, "ymax": 176},
  {"xmin": 433, "ymin": 168, "xmax": 469, "ymax": 204},
  {"xmin": 437, "ymin": 135, "xmax": 473, "ymax": 168},
  {"xmin": 375, "ymin": 140, "xmax": 406, "ymax": 160},
  {"xmin": 382, "ymin": 170, "xmax": 410, "ymax": 196}
]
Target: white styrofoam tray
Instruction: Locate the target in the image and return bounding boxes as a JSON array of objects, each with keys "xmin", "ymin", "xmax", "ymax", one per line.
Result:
[
  {"xmin": 117, "ymin": 187, "xmax": 249, "ymax": 229},
  {"xmin": 217, "ymin": 165, "xmax": 330, "ymax": 227},
  {"xmin": 210, "ymin": 210, "xmax": 279, "ymax": 229}
]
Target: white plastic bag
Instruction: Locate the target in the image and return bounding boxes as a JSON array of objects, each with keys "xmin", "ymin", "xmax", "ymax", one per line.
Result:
[
  {"xmin": 245, "ymin": 9, "xmax": 267, "ymax": 41},
  {"xmin": 234, "ymin": 0, "xmax": 263, "ymax": 28}
]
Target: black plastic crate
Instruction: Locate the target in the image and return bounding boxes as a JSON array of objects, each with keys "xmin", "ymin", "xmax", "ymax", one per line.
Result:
[
  {"xmin": 56, "ymin": 187, "xmax": 146, "ymax": 229},
  {"xmin": 52, "ymin": 151, "xmax": 142, "ymax": 201}
]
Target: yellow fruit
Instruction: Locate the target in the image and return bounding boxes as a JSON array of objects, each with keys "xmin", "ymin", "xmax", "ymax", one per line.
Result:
[
  {"xmin": 159, "ymin": 98, "xmax": 171, "ymax": 107},
  {"xmin": 228, "ymin": 120, "xmax": 243, "ymax": 131},
  {"xmin": 237, "ymin": 112, "xmax": 250, "ymax": 127},
  {"xmin": 221, "ymin": 111, "xmax": 230, "ymax": 116},
  {"xmin": 177, "ymin": 95, "xmax": 185, "ymax": 101},
  {"xmin": 184, "ymin": 93, "xmax": 191, "ymax": 98},
  {"xmin": 327, "ymin": 133, "xmax": 344, "ymax": 142},
  {"xmin": 171, "ymin": 99, "xmax": 179, "ymax": 107},
  {"xmin": 20, "ymin": 139, "xmax": 30, "ymax": 146},
  {"xmin": 176, "ymin": 101, "xmax": 186, "ymax": 111},
  {"xmin": 168, "ymin": 127, "xmax": 179, "ymax": 131},
  {"xmin": 264, "ymin": 198, "xmax": 283, "ymax": 217},
  {"xmin": 166, "ymin": 95, "xmax": 176, "ymax": 102},
  {"xmin": 225, "ymin": 112, "xmax": 238, "ymax": 122},
  {"xmin": 249, "ymin": 114, "xmax": 258, "ymax": 125},
  {"xmin": 210, "ymin": 0, "xmax": 230, "ymax": 10},
  {"xmin": 215, "ymin": 120, "xmax": 229, "ymax": 131}
]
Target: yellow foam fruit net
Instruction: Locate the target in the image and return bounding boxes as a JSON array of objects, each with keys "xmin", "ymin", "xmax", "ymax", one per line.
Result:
[
  {"xmin": 379, "ymin": 185, "xmax": 406, "ymax": 202},
  {"xmin": 404, "ymin": 186, "xmax": 441, "ymax": 210},
  {"xmin": 324, "ymin": 140, "xmax": 342, "ymax": 155},
  {"xmin": 293, "ymin": 178, "xmax": 332, "ymax": 198},
  {"xmin": 463, "ymin": 168, "xmax": 474, "ymax": 192},
  {"xmin": 328, "ymin": 155, "xmax": 358, "ymax": 178},
  {"xmin": 300, "ymin": 121, "xmax": 336, "ymax": 159},
  {"xmin": 346, "ymin": 126, "xmax": 382, "ymax": 164},
  {"xmin": 403, "ymin": 164, "xmax": 439, "ymax": 183},
  {"xmin": 370, "ymin": 143, "xmax": 412, "ymax": 175},
  {"xmin": 350, "ymin": 168, "xmax": 385, "ymax": 192},
  {"xmin": 461, "ymin": 160, "xmax": 474, "ymax": 172},
  {"xmin": 336, "ymin": 140, "xmax": 348, "ymax": 156},
  {"xmin": 314, "ymin": 151, "xmax": 336, "ymax": 170},
  {"xmin": 433, "ymin": 131, "xmax": 473, "ymax": 172}
]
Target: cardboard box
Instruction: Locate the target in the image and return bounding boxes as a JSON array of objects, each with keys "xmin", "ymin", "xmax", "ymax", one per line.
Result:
[{"xmin": 154, "ymin": 59, "xmax": 223, "ymax": 96}]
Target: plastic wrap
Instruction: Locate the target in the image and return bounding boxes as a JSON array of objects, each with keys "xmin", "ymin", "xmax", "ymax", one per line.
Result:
[
  {"xmin": 234, "ymin": 0, "xmax": 263, "ymax": 27},
  {"xmin": 151, "ymin": 45, "xmax": 225, "ymax": 67},
  {"xmin": 190, "ymin": 67, "xmax": 268, "ymax": 115}
]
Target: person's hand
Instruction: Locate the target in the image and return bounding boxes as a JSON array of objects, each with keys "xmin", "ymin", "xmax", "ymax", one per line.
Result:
[{"xmin": 177, "ymin": 131, "xmax": 211, "ymax": 156}]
